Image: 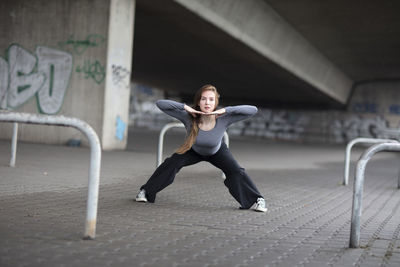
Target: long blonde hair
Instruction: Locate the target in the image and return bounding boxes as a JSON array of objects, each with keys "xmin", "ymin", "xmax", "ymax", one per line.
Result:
[{"xmin": 175, "ymin": 84, "xmax": 220, "ymax": 154}]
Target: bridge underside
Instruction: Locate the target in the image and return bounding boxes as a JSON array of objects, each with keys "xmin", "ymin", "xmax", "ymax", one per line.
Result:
[
  {"xmin": 132, "ymin": 0, "xmax": 400, "ymax": 109},
  {"xmin": 132, "ymin": 1, "xmax": 350, "ymax": 109}
]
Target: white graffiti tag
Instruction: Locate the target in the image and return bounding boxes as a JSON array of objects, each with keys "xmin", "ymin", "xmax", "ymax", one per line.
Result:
[
  {"xmin": 227, "ymin": 109, "xmax": 310, "ymax": 141},
  {"xmin": 0, "ymin": 57, "xmax": 8, "ymax": 109},
  {"xmin": 7, "ymin": 45, "xmax": 46, "ymax": 109},
  {"xmin": 332, "ymin": 115, "xmax": 400, "ymax": 143},
  {"xmin": 0, "ymin": 44, "xmax": 72, "ymax": 114},
  {"xmin": 263, "ymin": 110, "xmax": 309, "ymax": 140},
  {"xmin": 36, "ymin": 46, "xmax": 73, "ymax": 114}
]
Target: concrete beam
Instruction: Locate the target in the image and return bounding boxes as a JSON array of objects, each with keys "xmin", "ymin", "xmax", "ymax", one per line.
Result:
[{"xmin": 174, "ymin": 0, "xmax": 353, "ymax": 104}]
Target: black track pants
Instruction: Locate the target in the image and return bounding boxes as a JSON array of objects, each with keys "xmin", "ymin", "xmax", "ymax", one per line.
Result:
[{"xmin": 140, "ymin": 143, "xmax": 263, "ymax": 209}]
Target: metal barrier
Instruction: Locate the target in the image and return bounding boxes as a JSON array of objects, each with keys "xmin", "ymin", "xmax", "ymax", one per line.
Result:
[
  {"xmin": 157, "ymin": 122, "xmax": 229, "ymax": 178},
  {"xmin": 10, "ymin": 122, "xmax": 18, "ymax": 167},
  {"xmin": 343, "ymin": 137, "xmax": 398, "ymax": 185},
  {"xmin": 0, "ymin": 111, "xmax": 101, "ymax": 240},
  {"xmin": 349, "ymin": 142, "xmax": 400, "ymax": 248}
]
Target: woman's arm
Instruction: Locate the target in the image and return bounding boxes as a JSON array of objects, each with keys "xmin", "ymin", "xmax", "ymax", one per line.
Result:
[
  {"xmin": 184, "ymin": 104, "xmax": 204, "ymax": 117},
  {"xmin": 221, "ymin": 105, "xmax": 258, "ymax": 126},
  {"xmin": 207, "ymin": 108, "xmax": 226, "ymax": 117},
  {"xmin": 156, "ymin": 100, "xmax": 192, "ymax": 125}
]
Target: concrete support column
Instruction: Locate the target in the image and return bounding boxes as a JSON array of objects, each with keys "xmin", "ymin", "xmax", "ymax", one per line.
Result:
[{"xmin": 102, "ymin": 0, "xmax": 135, "ymax": 150}]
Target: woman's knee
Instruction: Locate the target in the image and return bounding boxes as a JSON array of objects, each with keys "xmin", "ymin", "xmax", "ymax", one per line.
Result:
[
  {"xmin": 165, "ymin": 153, "xmax": 183, "ymax": 162},
  {"xmin": 223, "ymin": 166, "xmax": 244, "ymax": 176}
]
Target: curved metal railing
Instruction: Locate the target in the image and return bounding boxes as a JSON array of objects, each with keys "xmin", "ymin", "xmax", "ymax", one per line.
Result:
[
  {"xmin": 343, "ymin": 137, "xmax": 398, "ymax": 185},
  {"xmin": 349, "ymin": 142, "xmax": 400, "ymax": 248},
  {"xmin": 0, "ymin": 111, "xmax": 101, "ymax": 240}
]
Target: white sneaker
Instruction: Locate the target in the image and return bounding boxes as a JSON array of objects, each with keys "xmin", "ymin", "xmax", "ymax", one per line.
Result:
[
  {"xmin": 135, "ymin": 189, "xmax": 147, "ymax": 202},
  {"xmin": 254, "ymin": 198, "xmax": 267, "ymax": 212}
]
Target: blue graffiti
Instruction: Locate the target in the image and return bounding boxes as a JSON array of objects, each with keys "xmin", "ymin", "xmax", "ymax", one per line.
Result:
[
  {"xmin": 115, "ymin": 116, "xmax": 126, "ymax": 141},
  {"xmin": 352, "ymin": 102, "xmax": 378, "ymax": 113},
  {"xmin": 389, "ymin": 104, "xmax": 400, "ymax": 115}
]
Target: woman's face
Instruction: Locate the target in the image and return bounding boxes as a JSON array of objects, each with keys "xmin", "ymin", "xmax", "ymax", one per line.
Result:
[{"xmin": 198, "ymin": 90, "xmax": 216, "ymax": 113}]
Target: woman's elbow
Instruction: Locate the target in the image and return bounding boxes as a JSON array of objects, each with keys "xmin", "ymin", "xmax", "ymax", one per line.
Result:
[
  {"xmin": 156, "ymin": 100, "xmax": 169, "ymax": 110},
  {"xmin": 248, "ymin": 106, "xmax": 258, "ymax": 115}
]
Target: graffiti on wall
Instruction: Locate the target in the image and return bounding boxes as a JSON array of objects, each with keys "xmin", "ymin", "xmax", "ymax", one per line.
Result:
[
  {"xmin": 0, "ymin": 57, "xmax": 8, "ymax": 108},
  {"xmin": 115, "ymin": 116, "xmax": 126, "ymax": 141},
  {"xmin": 332, "ymin": 115, "xmax": 400, "ymax": 143},
  {"xmin": 111, "ymin": 64, "xmax": 130, "ymax": 87},
  {"xmin": 219, "ymin": 109, "xmax": 310, "ymax": 141},
  {"xmin": 75, "ymin": 59, "xmax": 105, "ymax": 84},
  {"xmin": 59, "ymin": 34, "xmax": 106, "ymax": 85},
  {"xmin": 58, "ymin": 34, "xmax": 105, "ymax": 55},
  {"xmin": 352, "ymin": 102, "xmax": 379, "ymax": 113},
  {"xmin": 389, "ymin": 104, "xmax": 400, "ymax": 115},
  {"xmin": 0, "ymin": 44, "xmax": 72, "ymax": 114},
  {"xmin": 128, "ymin": 82, "xmax": 400, "ymax": 144},
  {"xmin": 351, "ymin": 101, "xmax": 400, "ymax": 115},
  {"xmin": 262, "ymin": 110, "xmax": 310, "ymax": 140}
]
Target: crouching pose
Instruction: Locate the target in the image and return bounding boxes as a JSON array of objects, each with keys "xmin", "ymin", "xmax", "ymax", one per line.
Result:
[{"xmin": 135, "ymin": 84, "xmax": 267, "ymax": 212}]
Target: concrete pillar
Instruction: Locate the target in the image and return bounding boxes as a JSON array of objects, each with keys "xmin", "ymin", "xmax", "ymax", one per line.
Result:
[{"xmin": 102, "ymin": 0, "xmax": 136, "ymax": 150}]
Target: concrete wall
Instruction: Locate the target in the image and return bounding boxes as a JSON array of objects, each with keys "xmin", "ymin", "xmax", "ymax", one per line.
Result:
[
  {"xmin": 0, "ymin": 0, "xmax": 104, "ymax": 146},
  {"xmin": 131, "ymin": 81, "xmax": 400, "ymax": 144},
  {"xmin": 0, "ymin": 0, "xmax": 135, "ymax": 149},
  {"xmin": 232, "ymin": 81, "xmax": 400, "ymax": 143},
  {"xmin": 331, "ymin": 81, "xmax": 400, "ymax": 142}
]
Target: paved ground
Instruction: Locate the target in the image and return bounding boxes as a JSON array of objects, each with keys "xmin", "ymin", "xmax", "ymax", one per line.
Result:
[{"xmin": 1, "ymin": 128, "xmax": 400, "ymax": 267}]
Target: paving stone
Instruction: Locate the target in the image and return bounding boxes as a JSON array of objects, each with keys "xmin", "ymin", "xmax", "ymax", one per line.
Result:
[{"xmin": 1, "ymin": 132, "xmax": 400, "ymax": 266}]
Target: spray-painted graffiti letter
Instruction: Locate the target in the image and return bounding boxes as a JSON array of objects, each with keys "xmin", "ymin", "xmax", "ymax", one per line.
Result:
[
  {"xmin": 7, "ymin": 44, "xmax": 45, "ymax": 108},
  {"xmin": 0, "ymin": 57, "xmax": 8, "ymax": 109},
  {"xmin": 36, "ymin": 46, "xmax": 73, "ymax": 114},
  {"xmin": 76, "ymin": 59, "xmax": 105, "ymax": 84}
]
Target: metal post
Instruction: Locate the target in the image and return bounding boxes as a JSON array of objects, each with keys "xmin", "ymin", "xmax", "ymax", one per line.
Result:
[
  {"xmin": 397, "ymin": 153, "xmax": 400, "ymax": 189},
  {"xmin": 350, "ymin": 157, "xmax": 366, "ymax": 248},
  {"xmin": 10, "ymin": 122, "xmax": 18, "ymax": 167},
  {"xmin": 157, "ymin": 122, "xmax": 183, "ymax": 167},
  {"xmin": 82, "ymin": 123, "xmax": 101, "ymax": 240},
  {"xmin": 349, "ymin": 142, "xmax": 400, "ymax": 248},
  {"xmin": 221, "ymin": 132, "xmax": 229, "ymax": 179},
  {"xmin": 223, "ymin": 131, "xmax": 229, "ymax": 147},
  {"xmin": 343, "ymin": 138, "xmax": 398, "ymax": 185},
  {"xmin": 398, "ymin": 159, "xmax": 400, "ymax": 189},
  {"xmin": 0, "ymin": 111, "xmax": 101, "ymax": 240}
]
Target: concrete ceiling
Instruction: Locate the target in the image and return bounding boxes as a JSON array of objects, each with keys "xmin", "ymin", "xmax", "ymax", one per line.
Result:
[
  {"xmin": 132, "ymin": 0, "xmax": 400, "ymax": 109},
  {"xmin": 264, "ymin": 0, "xmax": 400, "ymax": 83}
]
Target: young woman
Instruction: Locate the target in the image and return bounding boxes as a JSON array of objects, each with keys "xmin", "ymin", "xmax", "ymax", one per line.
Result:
[{"xmin": 135, "ymin": 84, "xmax": 267, "ymax": 212}]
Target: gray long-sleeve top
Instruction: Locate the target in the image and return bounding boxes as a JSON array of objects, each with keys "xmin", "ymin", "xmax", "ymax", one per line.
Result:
[{"xmin": 156, "ymin": 100, "xmax": 258, "ymax": 156}]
